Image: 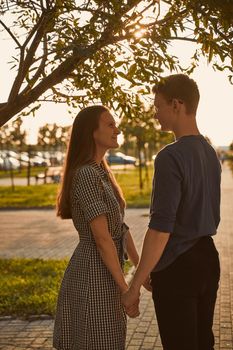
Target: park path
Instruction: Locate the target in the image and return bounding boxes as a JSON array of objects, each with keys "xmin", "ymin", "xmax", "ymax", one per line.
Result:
[{"xmin": 0, "ymin": 163, "xmax": 233, "ymax": 350}]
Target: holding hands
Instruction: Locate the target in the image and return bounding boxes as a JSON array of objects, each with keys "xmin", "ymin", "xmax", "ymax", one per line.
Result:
[
  {"xmin": 121, "ymin": 286, "xmax": 140, "ymax": 318},
  {"xmin": 121, "ymin": 276, "xmax": 152, "ymax": 318}
]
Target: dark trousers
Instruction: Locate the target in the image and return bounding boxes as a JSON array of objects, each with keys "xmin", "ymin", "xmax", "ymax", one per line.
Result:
[{"xmin": 151, "ymin": 236, "xmax": 220, "ymax": 350}]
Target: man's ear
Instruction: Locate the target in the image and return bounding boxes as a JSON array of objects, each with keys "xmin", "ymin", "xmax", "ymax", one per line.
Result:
[
  {"xmin": 173, "ymin": 99, "xmax": 183, "ymax": 112},
  {"xmin": 172, "ymin": 99, "xmax": 179, "ymax": 111}
]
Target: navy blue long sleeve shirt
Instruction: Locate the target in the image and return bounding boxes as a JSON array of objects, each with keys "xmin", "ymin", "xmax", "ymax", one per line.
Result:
[{"xmin": 149, "ymin": 135, "xmax": 221, "ymax": 272}]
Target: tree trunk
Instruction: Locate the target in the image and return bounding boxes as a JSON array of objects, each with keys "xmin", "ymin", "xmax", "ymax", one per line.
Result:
[
  {"xmin": 137, "ymin": 138, "xmax": 143, "ymax": 191},
  {"xmin": 27, "ymin": 145, "xmax": 31, "ymax": 186},
  {"xmin": 9, "ymin": 165, "xmax": 15, "ymax": 192}
]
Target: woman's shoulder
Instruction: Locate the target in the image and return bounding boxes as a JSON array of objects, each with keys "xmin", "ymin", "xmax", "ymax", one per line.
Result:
[
  {"xmin": 71, "ymin": 165, "xmax": 100, "ymax": 198},
  {"xmin": 73, "ymin": 164, "xmax": 99, "ymax": 182}
]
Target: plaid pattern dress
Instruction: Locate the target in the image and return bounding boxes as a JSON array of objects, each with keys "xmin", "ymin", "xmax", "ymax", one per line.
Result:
[{"xmin": 53, "ymin": 161, "xmax": 128, "ymax": 350}]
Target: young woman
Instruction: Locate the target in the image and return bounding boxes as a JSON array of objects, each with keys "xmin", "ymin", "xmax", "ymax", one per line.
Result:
[{"xmin": 53, "ymin": 105, "xmax": 140, "ymax": 350}]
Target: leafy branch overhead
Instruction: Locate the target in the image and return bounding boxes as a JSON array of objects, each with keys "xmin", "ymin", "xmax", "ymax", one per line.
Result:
[{"xmin": 0, "ymin": 0, "xmax": 232, "ymax": 126}]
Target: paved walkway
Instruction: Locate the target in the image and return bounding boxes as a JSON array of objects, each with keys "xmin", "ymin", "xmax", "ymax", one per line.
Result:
[{"xmin": 0, "ymin": 163, "xmax": 232, "ymax": 350}]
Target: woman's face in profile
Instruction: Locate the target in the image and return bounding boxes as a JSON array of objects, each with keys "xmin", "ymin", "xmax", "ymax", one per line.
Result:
[{"xmin": 93, "ymin": 111, "xmax": 120, "ymax": 151}]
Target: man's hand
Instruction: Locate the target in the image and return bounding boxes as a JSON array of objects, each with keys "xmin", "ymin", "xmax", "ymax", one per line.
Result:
[
  {"xmin": 125, "ymin": 300, "xmax": 140, "ymax": 318},
  {"xmin": 143, "ymin": 275, "xmax": 152, "ymax": 292},
  {"xmin": 121, "ymin": 287, "xmax": 140, "ymax": 318}
]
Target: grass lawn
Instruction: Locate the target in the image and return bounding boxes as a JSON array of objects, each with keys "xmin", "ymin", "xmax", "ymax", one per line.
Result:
[
  {"xmin": 0, "ymin": 184, "xmax": 57, "ymax": 208},
  {"xmin": 0, "ymin": 166, "xmax": 46, "ymax": 179},
  {"xmin": 0, "ymin": 166, "xmax": 153, "ymax": 208},
  {"xmin": 0, "ymin": 258, "xmax": 132, "ymax": 319}
]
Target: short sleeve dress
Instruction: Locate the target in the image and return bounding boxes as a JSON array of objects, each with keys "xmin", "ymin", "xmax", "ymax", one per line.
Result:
[{"xmin": 53, "ymin": 161, "xmax": 128, "ymax": 350}]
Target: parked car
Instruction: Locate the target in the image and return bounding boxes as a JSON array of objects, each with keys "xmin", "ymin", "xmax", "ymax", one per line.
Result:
[
  {"xmin": 15, "ymin": 152, "xmax": 50, "ymax": 167},
  {"xmin": 49, "ymin": 151, "xmax": 65, "ymax": 166},
  {"xmin": 18, "ymin": 152, "xmax": 30, "ymax": 164},
  {"xmin": 0, "ymin": 151, "xmax": 20, "ymax": 170},
  {"xmin": 0, "ymin": 157, "xmax": 4, "ymax": 170},
  {"xmin": 31, "ymin": 155, "xmax": 50, "ymax": 167},
  {"xmin": 106, "ymin": 152, "xmax": 136, "ymax": 165}
]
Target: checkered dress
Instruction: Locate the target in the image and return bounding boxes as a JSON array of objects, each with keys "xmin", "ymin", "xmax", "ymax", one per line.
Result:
[{"xmin": 53, "ymin": 161, "xmax": 128, "ymax": 350}]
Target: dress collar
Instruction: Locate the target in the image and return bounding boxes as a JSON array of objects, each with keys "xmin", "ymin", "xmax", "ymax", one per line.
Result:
[{"xmin": 89, "ymin": 160, "xmax": 109, "ymax": 180}]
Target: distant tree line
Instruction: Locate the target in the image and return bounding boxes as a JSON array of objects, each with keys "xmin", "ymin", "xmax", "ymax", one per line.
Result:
[{"xmin": 0, "ymin": 117, "xmax": 70, "ymax": 154}]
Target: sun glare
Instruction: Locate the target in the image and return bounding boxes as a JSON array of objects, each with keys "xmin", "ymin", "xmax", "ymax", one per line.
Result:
[
  {"xmin": 134, "ymin": 29, "xmax": 147, "ymax": 39},
  {"xmin": 118, "ymin": 133, "xmax": 124, "ymax": 146}
]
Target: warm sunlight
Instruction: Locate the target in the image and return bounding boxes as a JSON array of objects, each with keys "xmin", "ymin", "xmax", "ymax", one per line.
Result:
[{"xmin": 134, "ymin": 28, "xmax": 147, "ymax": 39}]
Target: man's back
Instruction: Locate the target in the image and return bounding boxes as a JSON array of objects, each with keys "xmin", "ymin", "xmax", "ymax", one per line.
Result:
[{"xmin": 149, "ymin": 134, "xmax": 221, "ymax": 271}]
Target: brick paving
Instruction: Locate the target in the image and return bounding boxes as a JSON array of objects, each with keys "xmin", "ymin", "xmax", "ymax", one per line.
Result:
[{"xmin": 0, "ymin": 163, "xmax": 232, "ymax": 350}]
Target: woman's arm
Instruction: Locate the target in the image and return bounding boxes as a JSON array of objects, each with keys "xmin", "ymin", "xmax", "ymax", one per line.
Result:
[
  {"xmin": 90, "ymin": 214, "xmax": 128, "ymax": 293},
  {"xmin": 90, "ymin": 214, "xmax": 140, "ymax": 317}
]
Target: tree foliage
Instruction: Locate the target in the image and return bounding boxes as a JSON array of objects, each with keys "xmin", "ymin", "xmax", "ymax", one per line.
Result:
[
  {"xmin": 0, "ymin": 117, "xmax": 26, "ymax": 150},
  {"xmin": 0, "ymin": 0, "xmax": 232, "ymax": 126},
  {"xmin": 37, "ymin": 123, "xmax": 70, "ymax": 151}
]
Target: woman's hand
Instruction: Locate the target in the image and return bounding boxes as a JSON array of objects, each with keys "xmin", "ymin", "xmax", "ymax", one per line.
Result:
[{"xmin": 121, "ymin": 286, "xmax": 140, "ymax": 318}]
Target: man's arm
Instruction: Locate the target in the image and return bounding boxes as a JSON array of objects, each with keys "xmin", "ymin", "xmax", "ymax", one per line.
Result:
[
  {"xmin": 125, "ymin": 230, "xmax": 139, "ymax": 267},
  {"xmin": 122, "ymin": 228, "xmax": 170, "ymax": 308}
]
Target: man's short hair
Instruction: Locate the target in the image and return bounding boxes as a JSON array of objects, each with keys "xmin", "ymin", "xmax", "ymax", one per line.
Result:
[{"xmin": 152, "ymin": 74, "xmax": 200, "ymax": 114}]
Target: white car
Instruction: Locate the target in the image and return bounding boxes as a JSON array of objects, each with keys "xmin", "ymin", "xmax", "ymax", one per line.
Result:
[{"xmin": 0, "ymin": 156, "xmax": 20, "ymax": 170}]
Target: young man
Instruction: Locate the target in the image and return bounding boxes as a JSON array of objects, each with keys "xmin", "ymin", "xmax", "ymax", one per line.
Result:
[{"xmin": 122, "ymin": 74, "xmax": 221, "ymax": 350}]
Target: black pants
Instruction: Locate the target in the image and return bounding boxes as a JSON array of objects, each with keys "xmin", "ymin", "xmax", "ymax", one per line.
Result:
[{"xmin": 151, "ymin": 236, "xmax": 220, "ymax": 350}]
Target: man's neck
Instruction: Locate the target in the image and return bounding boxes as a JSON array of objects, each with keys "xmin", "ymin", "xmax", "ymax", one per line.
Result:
[{"xmin": 173, "ymin": 115, "xmax": 200, "ymax": 140}]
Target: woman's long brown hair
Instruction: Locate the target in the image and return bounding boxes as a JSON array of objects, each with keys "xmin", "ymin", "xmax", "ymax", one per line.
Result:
[{"xmin": 57, "ymin": 105, "xmax": 125, "ymax": 219}]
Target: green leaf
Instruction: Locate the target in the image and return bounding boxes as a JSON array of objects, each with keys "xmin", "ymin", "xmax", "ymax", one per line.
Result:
[
  {"xmin": 117, "ymin": 71, "xmax": 129, "ymax": 80},
  {"xmin": 114, "ymin": 61, "xmax": 126, "ymax": 68},
  {"xmin": 128, "ymin": 63, "xmax": 137, "ymax": 78}
]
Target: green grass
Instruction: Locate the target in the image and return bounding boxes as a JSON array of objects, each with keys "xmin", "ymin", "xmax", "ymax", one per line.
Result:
[
  {"xmin": 0, "ymin": 166, "xmax": 153, "ymax": 208},
  {"xmin": 0, "ymin": 184, "xmax": 57, "ymax": 208},
  {"xmin": 0, "ymin": 258, "xmax": 68, "ymax": 318},
  {"xmin": 0, "ymin": 258, "xmax": 132, "ymax": 318},
  {"xmin": 0, "ymin": 166, "xmax": 47, "ymax": 179},
  {"xmin": 114, "ymin": 167, "xmax": 153, "ymax": 208}
]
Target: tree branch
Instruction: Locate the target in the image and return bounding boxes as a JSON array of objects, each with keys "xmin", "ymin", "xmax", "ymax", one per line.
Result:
[
  {"xmin": 0, "ymin": 19, "xmax": 21, "ymax": 47},
  {"xmin": 37, "ymin": 99, "xmax": 68, "ymax": 103},
  {"xmin": 0, "ymin": 25, "xmax": 123, "ymax": 126},
  {"xmin": 22, "ymin": 11, "xmax": 44, "ymax": 49},
  {"xmin": 20, "ymin": 34, "xmax": 48, "ymax": 95},
  {"xmin": 168, "ymin": 36, "xmax": 197, "ymax": 43},
  {"xmin": 0, "ymin": 54, "xmax": 85, "ymax": 126},
  {"xmin": 8, "ymin": 8, "xmax": 54, "ymax": 103},
  {"xmin": 50, "ymin": 86, "xmax": 87, "ymax": 101}
]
